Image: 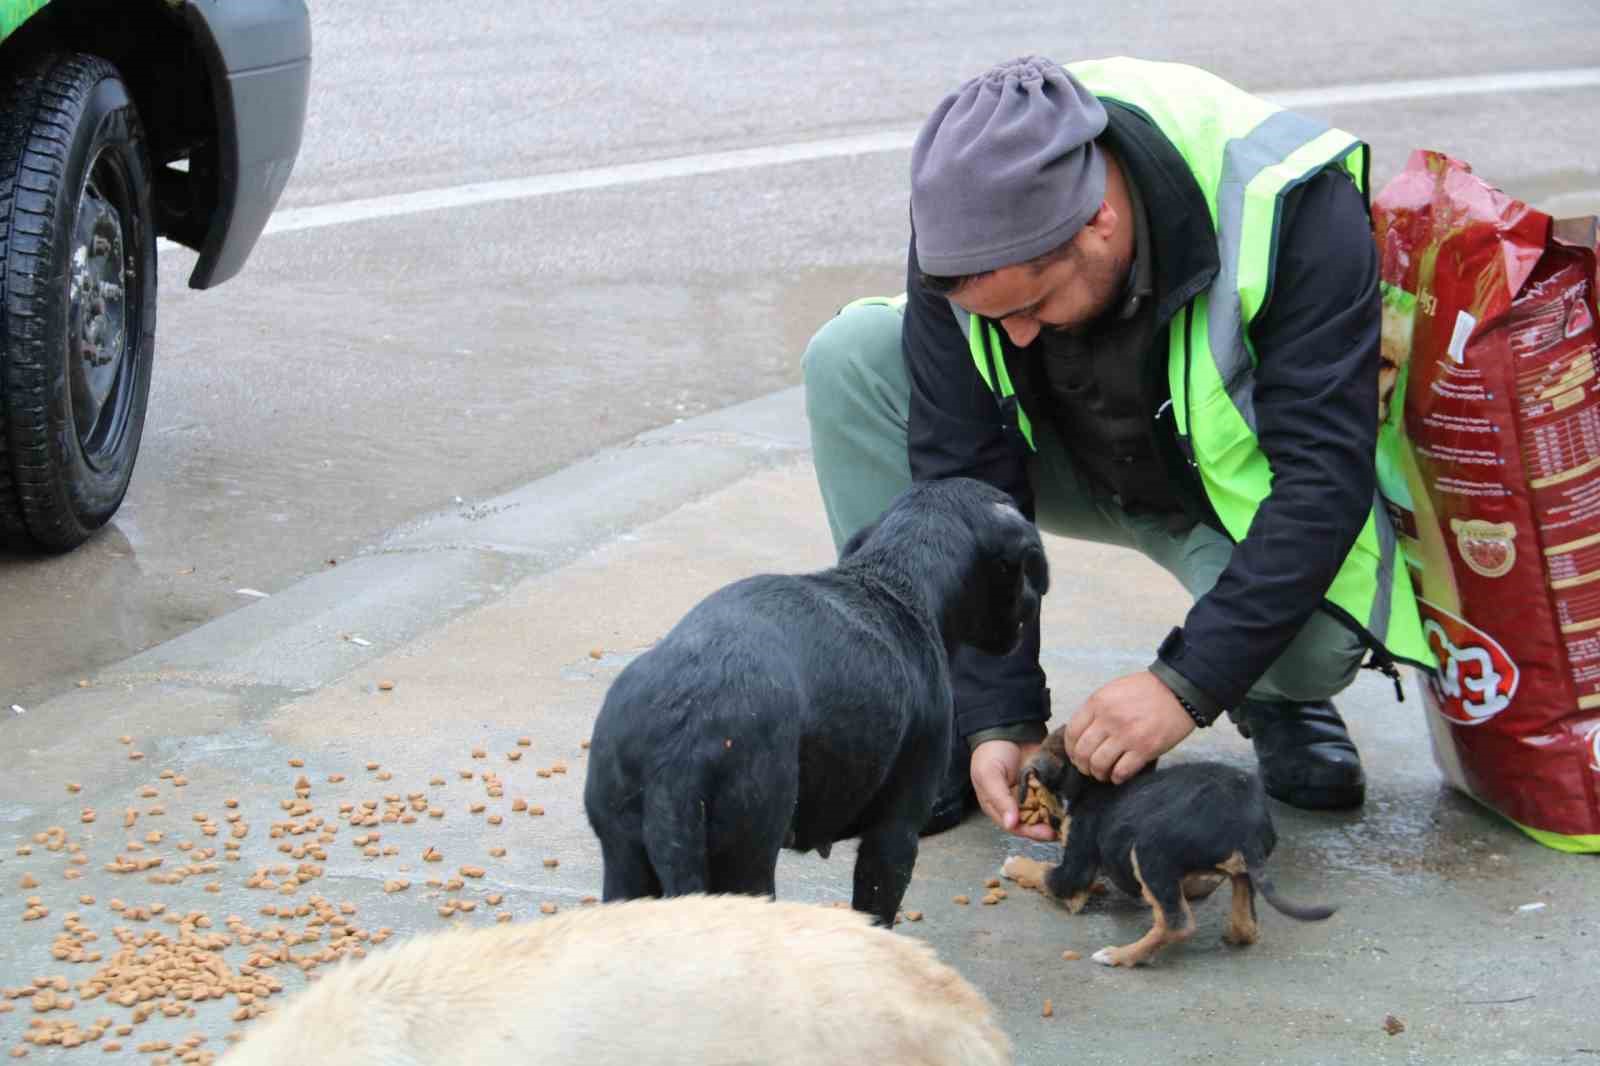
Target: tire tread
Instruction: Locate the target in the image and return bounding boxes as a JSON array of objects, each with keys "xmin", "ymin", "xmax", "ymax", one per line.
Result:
[{"xmin": 0, "ymin": 53, "xmax": 144, "ymax": 550}]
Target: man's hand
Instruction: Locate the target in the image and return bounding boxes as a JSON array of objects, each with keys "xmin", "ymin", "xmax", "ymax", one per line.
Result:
[
  {"xmin": 1065, "ymin": 671, "xmax": 1196, "ymax": 784},
  {"xmin": 971, "ymin": 739, "xmax": 1058, "ymax": 842}
]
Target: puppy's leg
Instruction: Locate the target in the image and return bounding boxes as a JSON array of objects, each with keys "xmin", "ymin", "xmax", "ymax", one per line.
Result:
[
  {"xmin": 1222, "ymin": 873, "xmax": 1260, "ymax": 946},
  {"xmin": 600, "ymin": 836, "xmax": 662, "ymax": 902},
  {"xmin": 1009, "ymin": 820, "xmax": 1099, "ymax": 913},
  {"xmin": 1000, "ymin": 856, "xmax": 1051, "ymax": 893},
  {"xmin": 853, "ymin": 825, "xmax": 920, "ymax": 927},
  {"xmin": 1092, "ymin": 848, "xmax": 1195, "ymax": 968}
]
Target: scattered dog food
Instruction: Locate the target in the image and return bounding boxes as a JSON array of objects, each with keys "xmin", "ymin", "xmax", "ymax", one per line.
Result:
[
  {"xmin": 953, "ymin": 895, "xmax": 970, "ymax": 906},
  {"xmin": 377, "ymin": 681, "xmax": 395, "ymax": 692},
  {"xmin": 540, "ymin": 902, "xmax": 558, "ymax": 914},
  {"xmin": 1383, "ymin": 1015, "xmax": 1406, "ymax": 1036},
  {"xmin": 1061, "ymin": 950, "xmax": 1081, "ymax": 961},
  {"xmin": 1042, "ymin": 999, "xmax": 1054, "ymax": 1019}
]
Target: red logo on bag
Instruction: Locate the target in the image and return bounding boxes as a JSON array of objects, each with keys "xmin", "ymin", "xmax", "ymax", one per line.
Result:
[
  {"xmin": 1418, "ymin": 599, "xmax": 1519, "ymax": 725},
  {"xmin": 1591, "ymin": 726, "xmax": 1600, "ymax": 774}
]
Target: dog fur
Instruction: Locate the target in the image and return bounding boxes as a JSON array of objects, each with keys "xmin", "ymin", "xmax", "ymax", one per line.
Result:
[
  {"xmin": 584, "ymin": 477, "xmax": 1048, "ymax": 925},
  {"xmin": 218, "ymin": 895, "xmax": 1012, "ymax": 1066},
  {"xmin": 1003, "ymin": 727, "xmax": 1334, "ymax": 967}
]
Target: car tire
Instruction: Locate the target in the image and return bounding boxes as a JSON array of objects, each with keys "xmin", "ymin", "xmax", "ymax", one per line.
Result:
[{"xmin": 0, "ymin": 52, "xmax": 157, "ymax": 552}]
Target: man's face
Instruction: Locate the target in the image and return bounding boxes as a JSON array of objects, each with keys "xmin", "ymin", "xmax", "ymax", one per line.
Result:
[{"xmin": 949, "ymin": 218, "xmax": 1127, "ymax": 349}]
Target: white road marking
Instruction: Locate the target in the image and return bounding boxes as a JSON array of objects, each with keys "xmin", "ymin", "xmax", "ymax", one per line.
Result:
[{"xmin": 250, "ymin": 67, "xmax": 1599, "ymax": 237}]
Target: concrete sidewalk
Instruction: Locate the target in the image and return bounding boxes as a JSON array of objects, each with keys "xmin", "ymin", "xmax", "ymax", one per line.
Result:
[{"xmin": 2, "ymin": 389, "xmax": 1596, "ymax": 1065}]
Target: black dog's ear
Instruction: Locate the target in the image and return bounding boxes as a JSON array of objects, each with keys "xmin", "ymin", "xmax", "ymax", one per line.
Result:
[
  {"xmin": 839, "ymin": 518, "xmax": 881, "ymax": 562},
  {"xmin": 1022, "ymin": 543, "xmax": 1049, "ymax": 596}
]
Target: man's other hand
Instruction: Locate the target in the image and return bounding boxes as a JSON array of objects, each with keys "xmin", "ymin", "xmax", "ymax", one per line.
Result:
[
  {"xmin": 971, "ymin": 739, "xmax": 1058, "ymax": 842},
  {"xmin": 1065, "ymin": 671, "xmax": 1196, "ymax": 784}
]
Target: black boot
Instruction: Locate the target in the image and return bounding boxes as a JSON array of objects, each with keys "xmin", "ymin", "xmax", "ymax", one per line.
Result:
[
  {"xmin": 1230, "ymin": 698, "xmax": 1366, "ymax": 810},
  {"xmin": 920, "ymin": 738, "xmax": 979, "ymax": 836}
]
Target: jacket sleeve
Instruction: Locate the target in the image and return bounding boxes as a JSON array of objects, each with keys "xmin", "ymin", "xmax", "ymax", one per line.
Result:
[
  {"xmin": 903, "ymin": 234, "xmax": 1052, "ymax": 740},
  {"xmin": 1154, "ymin": 167, "xmax": 1380, "ymax": 713}
]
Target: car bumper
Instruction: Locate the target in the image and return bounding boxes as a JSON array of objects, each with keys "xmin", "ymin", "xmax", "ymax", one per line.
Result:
[{"xmin": 183, "ymin": 0, "xmax": 311, "ymax": 290}]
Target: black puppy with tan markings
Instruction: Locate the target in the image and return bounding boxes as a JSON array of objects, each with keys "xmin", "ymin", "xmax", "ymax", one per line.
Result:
[
  {"xmin": 1003, "ymin": 727, "xmax": 1334, "ymax": 967},
  {"xmin": 585, "ymin": 477, "xmax": 1048, "ymax": 926}
]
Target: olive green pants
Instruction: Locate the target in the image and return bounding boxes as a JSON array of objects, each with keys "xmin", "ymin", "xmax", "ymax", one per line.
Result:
[{"xmin": 800, "ymin": 300, "xmax": 1365, "ymax": 706}]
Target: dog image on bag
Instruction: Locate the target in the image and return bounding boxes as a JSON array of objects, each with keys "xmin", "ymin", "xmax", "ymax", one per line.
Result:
[
  {"xmin": 1003, "ymin": 726, "xmax": 1335, "ymax": 967},
  {"xmin": 217, "ymin": 895, "xmax": 1012, "ymax": 1066},
  {"xmin": 584, "ymin": 476, "xmax": 1048, "ymax": 926}
]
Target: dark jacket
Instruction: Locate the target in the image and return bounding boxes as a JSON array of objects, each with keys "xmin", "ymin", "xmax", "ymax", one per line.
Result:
[{"xmin": 902, "ymin": 100, "xmax": 1381, "ymax": 739}]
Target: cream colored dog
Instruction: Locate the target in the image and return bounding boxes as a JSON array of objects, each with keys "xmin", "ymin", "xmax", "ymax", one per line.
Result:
[{"xmin": 220, "ymin": 894, "xmax": 1011, "ymax": 1066}]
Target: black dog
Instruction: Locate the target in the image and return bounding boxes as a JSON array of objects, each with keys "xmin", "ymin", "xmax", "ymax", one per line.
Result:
[
  {"xmin": 584, "ymin": 477, "xmax": 1048, "ymax": 926},
  {"xmin": 1003, "ymin": 728, "xmax": 1334, "ymax": 966}
]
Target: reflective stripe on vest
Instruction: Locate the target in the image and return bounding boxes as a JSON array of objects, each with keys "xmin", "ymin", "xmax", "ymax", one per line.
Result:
[{"xmin": 951, "ymin": 304, "xmax": 1036, "ymax": 450}]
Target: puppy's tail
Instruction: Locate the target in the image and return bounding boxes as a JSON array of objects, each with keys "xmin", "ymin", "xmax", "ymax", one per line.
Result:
[
  {"xmin": 642, "ymin": 783, "xmax": 710, "ymax": 896},
  {"xmin": 1245, "ymin": 846, "xmax": 1335, "ymax": 922}
]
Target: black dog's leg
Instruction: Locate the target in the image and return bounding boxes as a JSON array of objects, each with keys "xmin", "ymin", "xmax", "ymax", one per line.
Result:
[
  {"xmin": 852, "ymin": 825, "xmax": 920, "ymax": 927},
  {"xmin": 708, "ymin": 845, "xmax": 782, "ymax": 900},
  {"xmin": 599, "ymin": 835, "xmax": 662, "ymax": 902}
]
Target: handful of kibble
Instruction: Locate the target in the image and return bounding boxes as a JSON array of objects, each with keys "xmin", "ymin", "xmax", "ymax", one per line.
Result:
[{"xmin": 1019, "ymin": 774, "xmax": 1063, "ymax": 840}]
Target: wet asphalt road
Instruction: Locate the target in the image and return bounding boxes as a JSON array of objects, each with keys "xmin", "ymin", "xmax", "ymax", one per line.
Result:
[{"xmin": 3, "ymin": 1, "xmax": 1599, "ymax": 708}]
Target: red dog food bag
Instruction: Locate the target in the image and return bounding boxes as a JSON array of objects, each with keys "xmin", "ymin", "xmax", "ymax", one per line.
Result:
[{"xmin": 1373, "ymin": 150, "xmax": 1600, "ymax": 852}]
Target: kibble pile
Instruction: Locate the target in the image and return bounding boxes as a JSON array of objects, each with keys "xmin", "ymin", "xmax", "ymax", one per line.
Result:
[{"xmin": 4, "ymin": 724, "xmax": 596, "ymax": 1062}]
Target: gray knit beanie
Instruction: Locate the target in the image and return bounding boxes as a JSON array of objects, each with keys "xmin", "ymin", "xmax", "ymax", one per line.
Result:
[{"xmin": 911, "ymin": 56, "xmax": 1108, "ymax": 277}]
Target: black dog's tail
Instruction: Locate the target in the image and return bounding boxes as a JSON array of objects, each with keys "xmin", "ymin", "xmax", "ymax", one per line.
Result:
[
  {"xmin": 1244, "ymin": 845, "xmax": 1335, "ymax": 922},
  {"xmin": 642, "ymin": 782, "xmax": 710, "ymax": 896}
]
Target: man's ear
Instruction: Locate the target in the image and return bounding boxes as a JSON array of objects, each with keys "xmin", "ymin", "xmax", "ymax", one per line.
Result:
[
  {"xmin": 1085, "ymin": 199, "xmax": 1118, "ymax": 242},
  {"xmin": 839, "ymin": 519, "xmax": 880, "ymax": 562}
]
